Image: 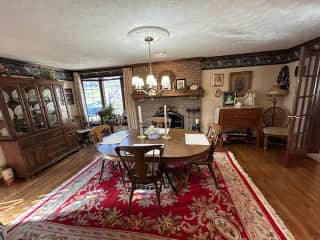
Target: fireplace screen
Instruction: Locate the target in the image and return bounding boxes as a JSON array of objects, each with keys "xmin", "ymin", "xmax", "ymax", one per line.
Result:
[{"xmin": 153, "ymin": 108, "xmax": 184, "ymax": 128}]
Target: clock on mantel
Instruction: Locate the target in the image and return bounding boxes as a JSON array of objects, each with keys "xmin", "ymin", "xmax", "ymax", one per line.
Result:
[{"xmin": 132, "ymin": 89, "xmax": 204, "ymax": 100}]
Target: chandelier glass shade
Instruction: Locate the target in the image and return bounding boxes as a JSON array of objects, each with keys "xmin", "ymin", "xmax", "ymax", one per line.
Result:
[
  {"xmin": 129, "ymin": 26, "xmax": 170, "ymax": 96},
  {"xmin": 146, "ymin": 74, "xmax": 157, "ymax": 88},
  {"xmin": 132, "ymin": 76, "xmax": 144, "ymax": 89}
]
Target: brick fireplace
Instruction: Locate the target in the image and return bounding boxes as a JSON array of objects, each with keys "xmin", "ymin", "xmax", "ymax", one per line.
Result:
[
  {"xmin": 153, "ymin": 106, "xmax": 184, "ymax": 128},
  {"xmin": 133, "ymin": 60, "xmax": 202, "ymax": 130}
]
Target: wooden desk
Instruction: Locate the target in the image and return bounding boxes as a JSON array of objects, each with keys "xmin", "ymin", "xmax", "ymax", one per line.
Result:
[{"xmin": 217, "ymin": 107, "xmax": 262, "ymax": 147}]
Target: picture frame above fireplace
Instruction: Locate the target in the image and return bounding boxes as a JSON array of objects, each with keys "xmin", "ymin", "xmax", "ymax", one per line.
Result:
[{"xmin": 176, "ymin": 78, "xmax": 186, "ymax": 90}]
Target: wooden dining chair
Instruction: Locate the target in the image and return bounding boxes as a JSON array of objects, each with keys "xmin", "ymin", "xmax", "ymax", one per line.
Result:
[
  {"xmin": 91, "ymin": 124, "xmax": 120, "ymax": 182},
  {"xmin": 115, "ymin": 145, "xmax": 164, "ymax": 214},
  {"xmin": 186, "ymin": 122, "xmax": 222, "ymax": 187},
  {"xmin": 146, "ymin": 117, "xmax": 172, "ymax": 128}
]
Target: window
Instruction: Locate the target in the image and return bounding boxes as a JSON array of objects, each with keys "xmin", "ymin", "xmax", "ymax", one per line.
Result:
[
  {"xmin": 103, "ymin": 80, "xmax": 124, "ymax": 115},
  {"xmin": 82, "ymin": 76, "xmax": 124, "ymax": 122}
]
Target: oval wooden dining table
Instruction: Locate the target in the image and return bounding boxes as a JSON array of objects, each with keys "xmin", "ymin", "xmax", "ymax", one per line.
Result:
[{"xmin": 96, "ymin": 128, "xmax": 210, "ymax": 163}]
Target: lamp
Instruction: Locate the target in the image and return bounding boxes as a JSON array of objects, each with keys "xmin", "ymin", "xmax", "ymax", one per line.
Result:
[
  {"xmin": 266, "ymin": 84, "xmax": 289, "ymax": 126},
  {"xmin": 128, "ymin": 26, "xmax": 170, "ymax": 97},
  {"xmin": 267, "ymin": 85, "xmax": 289, "ymax": 108}
]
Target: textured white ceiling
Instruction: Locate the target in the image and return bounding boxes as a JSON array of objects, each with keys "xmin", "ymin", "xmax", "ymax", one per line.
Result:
[{"xmin": 0, "ymin": 0, "xmax": 320, "ymax": 70}]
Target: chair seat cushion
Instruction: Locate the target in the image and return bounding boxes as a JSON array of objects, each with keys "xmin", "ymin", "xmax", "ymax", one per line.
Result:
[{"xmin": 263, "ymin": 127, "xmax": 288, "ymax": 136}]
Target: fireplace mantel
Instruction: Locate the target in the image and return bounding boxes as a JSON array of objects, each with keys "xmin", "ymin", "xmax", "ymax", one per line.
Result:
[{"xmin": 132, "ymin": 89, "xmax": 203, "ymax": 100}]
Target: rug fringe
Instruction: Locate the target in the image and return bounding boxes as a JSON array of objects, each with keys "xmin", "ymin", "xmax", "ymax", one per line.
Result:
[{"xmin": 226, "ymin": 151, "xmax": 295, "ymax": 240}]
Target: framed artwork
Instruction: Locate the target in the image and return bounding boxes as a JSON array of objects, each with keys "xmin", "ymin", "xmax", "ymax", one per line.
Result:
[
  {"xmin": 223, "ymin": 91, "xmax": 235, "ymax": 106},
  {"xmin": 229, "ymin": 71, "xmax": 252, "ymax": 97},
  {"xmin": 176, "ymin": 78, "xmax": 186, "ymax": 90},
  {"xmin": 213, "ymin": 74, "xmax": 224, "ymax": 87},
  {"xmin": 159, "ymin": 70, "xmax": 175, "ymax": 90},
  {"xmin": 64, "ymin": 88, "xmax": 74, "ymax": 105}
]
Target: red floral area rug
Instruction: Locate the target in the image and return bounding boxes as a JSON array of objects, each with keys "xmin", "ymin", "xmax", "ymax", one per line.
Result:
[{"xmin": 7, "ymin": 152, "xmax": 294, "ymax": 240}]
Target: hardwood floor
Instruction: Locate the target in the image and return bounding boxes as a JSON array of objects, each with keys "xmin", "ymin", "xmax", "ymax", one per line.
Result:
[
  {"xmin": 0, "ymin": 146, "xmax": 99, "ymax": 225},
  {"xmin": 1, "ymin": 143, "xmax": 320, "ymax": 239}
]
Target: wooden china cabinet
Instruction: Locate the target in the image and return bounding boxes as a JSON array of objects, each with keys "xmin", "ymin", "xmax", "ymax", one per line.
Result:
[{"xmin": 0, "ymin": 76, "xmax": 80, "ymax": 178}]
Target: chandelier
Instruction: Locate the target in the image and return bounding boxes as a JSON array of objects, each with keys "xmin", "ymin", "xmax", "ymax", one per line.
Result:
[{"xmin": 128, "ymin": 26, "xmax": 170, "ymax": 97}]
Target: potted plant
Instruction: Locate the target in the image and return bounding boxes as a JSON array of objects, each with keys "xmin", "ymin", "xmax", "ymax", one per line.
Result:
[{"xmin": 98, "ymin": 104, "xmax": 116, "ymax": 125}]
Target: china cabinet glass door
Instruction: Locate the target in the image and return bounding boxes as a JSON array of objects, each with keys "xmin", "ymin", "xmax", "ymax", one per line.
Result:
[
  {"xmin": 22, "ymin": 85, "xmax": 47, "ymax": 130},
  {"xmin": 2, "ymin": 86, "xmax": 31, "ymax": 136},
  {"xmin": 54, "ymin": 86, "xmax": 70, "ymax": 123},
  {"xmin": 40, "ymin": 86, "xmax": 60, "ymax": 127},
  {"xmin": 0, "ymin": 107, "xmax": 11, "ymax": 138}
]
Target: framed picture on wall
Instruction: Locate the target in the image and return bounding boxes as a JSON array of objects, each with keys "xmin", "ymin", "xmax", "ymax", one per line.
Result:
[
  {"xmin": 229, "ymin": 71, "xmax": 252, "ymax": 97},
  {"xmin": 223, "ymin": 91, "xmax": 235, "ymax": 106},
  {"xmin": 64, "ymin": 88, "xmax": 74, "ymax": 105},
  {"xmin": 213, "ymin": 74, "xmax": 224, "ymax": 87},
  {"xmin": 176, "ymin": 78, "xmax": 186, "ymax": 90}
]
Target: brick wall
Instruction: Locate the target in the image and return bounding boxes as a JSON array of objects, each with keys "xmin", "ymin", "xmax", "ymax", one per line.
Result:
[
  {"xmin": 133, "ymin": 59, "xmax": 201, "ymax": 86},
  {"xmin": 133, "ymin": 60, "xmax": 202, "ymax": 130}
]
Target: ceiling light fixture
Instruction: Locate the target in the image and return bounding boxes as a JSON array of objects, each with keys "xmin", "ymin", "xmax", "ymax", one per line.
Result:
[{"xmin": 128, "ymin": 26, "xmax": 170, "ymax": 97}]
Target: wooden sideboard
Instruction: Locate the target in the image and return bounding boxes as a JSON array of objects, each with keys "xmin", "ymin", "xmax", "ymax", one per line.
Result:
[
  {"xmin": 217, "ymin": 107, "xmax": 262, "ymax": 147},
  {"xmin": 0, "ymin": 77, "xmax": 80, "ymax": 178}
]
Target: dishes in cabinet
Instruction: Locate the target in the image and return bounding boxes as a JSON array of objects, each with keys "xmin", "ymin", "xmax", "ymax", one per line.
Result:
[
  {"xmin": 48, "ymin": 114, "xmax": 57, "ymax": 123},
  {"xmin": 33, "ymin": 103, "xmax": 40, "ymax": 111},
  {"xmin": 11, "ymin": 89, "xmax": 19, "ymax": 101},
  {"xmin": 46, "ymin": 102, "xmax": 55, "ymax": 113},
  {"xmin": 31, "ymin": 103, "xmax": 41, "ymax": 114},
  {"xmin": 14, "ymin": 105, "xmax": 24, "ymax": 119},
  {"xmin": 0, "ymin": 128, "xmax": 9, "ymax": 136},
  {"xmin": 3, "ymin": 91, "xmax": 9, "ymax": 103},
  {"xmin": 27, "ymin": 89, "xmax": 38, "ymax": 102},
  {"xmin": 42, "ymin": 89, "xmax": 52, "ymax": 101},
  {"xmin": 8, "ymin": 108, "xmax": 14, "ymax": 120}
]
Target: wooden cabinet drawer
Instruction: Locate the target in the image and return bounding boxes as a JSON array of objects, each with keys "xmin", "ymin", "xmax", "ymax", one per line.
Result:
[
  {"xmin": 221, "ymin": 108, "xmax": 261, "ymax": 120},
  {"xmin": 64, "ymin": 123, "xmax": 77, "ymax": 133},
  {"xmin": 64, "ymin": 132, "xmax": 80, "ymax": 150},
  {"xmin": 219, "ymin": 107, "xmax": 262, "ymax": 129},
  {"xmin": 21, "ymin": 145, "xmax": 48, "ymax": 169},
  {"xmin": 46, "ymin": 128, "xmax": 64, "ymax": 138}
]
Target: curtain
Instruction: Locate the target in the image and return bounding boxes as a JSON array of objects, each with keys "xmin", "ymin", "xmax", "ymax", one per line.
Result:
[
  {"xmin": 73, "ymin": 72, "xmax": 88, "ymax": 127},
  {"xmin": 123, "ymin": 67, "xmax": 138, "ymax": 130}
]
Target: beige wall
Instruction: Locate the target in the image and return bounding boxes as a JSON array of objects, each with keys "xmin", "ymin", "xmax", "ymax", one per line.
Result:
[{"xmin": 201, "ymin": 64, "xmax": 290, "ymax": 131}]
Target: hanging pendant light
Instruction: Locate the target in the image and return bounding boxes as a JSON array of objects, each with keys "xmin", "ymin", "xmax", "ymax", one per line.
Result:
[{"xmin": 128, "ymin": 26, "xmax": 170, "ymax": 97}]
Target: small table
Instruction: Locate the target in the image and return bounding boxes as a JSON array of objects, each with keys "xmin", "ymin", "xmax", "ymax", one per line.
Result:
[{"xmin": 77, "ymin": 128, "xmax": 92, "ymax": 146}]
